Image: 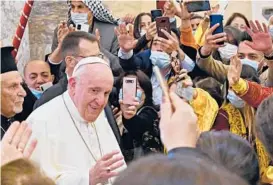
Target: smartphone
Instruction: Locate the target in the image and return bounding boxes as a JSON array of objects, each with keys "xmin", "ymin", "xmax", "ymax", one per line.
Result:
[
  {"xmin": 175, "ymin": 82, "xmax": 194, "ymax": 101},
  {"xmin": 153, "ymin": 66, "xmax": 170, "ymax": 100},
  {"xmin": 122, "ymin": 77, "xmax": 137, "ymax": 105},
  {"xmin": 210, "ymin": 13, "xmax": 224, "ymax": 45},
  {"xmin": 76, "ymin": 24, "xmax": 89, "ymax": 32},
  {"xmin": 156, "ymin": 17, "xmax": 171, "ymax": 39},
  {"xmin": 151, "ymin": 9, "xmax": 163, "ymax": 22},
  {"xmin": 40, "ymin": 82, "xmax": 53, "ymax": 92},
  {"xmin": 186, "ymin": 0, "xmax": 210, "ymax": 13}
]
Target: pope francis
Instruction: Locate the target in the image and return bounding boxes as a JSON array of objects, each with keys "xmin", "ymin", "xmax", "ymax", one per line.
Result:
[{"xmin": 27, "ymin": 57, "xmax": 126, "ymax": 185}]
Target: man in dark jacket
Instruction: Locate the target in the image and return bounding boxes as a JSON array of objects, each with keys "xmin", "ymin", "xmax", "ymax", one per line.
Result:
[
  {"xmin": 1, "ymin": 47, "xmax": 27, "ymax": 138},
  {"xmin": 34, "ymin": 31, "xmax": 121, "ymax": 145}
]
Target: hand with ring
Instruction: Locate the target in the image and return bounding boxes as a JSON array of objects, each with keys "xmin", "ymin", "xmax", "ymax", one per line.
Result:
[
  {"xmin": 89, "ymin": 150, "xmax": 124, "ymax": 185},
  {"xmin": 1, "ymin": 121, "xmax": 38, "ymax": 166}
]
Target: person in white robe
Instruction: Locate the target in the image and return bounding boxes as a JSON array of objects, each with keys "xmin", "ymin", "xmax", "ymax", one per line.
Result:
[{"xmin": 27, "ymin": 57, "xmax": 126, "ymax": 185}]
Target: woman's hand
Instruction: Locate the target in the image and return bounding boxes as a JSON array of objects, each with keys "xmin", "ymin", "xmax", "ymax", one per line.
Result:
[{"xmin": 119, "ymin": 98, "xmax": 140, "ymax": 120}]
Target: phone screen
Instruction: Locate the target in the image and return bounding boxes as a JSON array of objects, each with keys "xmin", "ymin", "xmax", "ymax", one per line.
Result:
[
  {"xmin": 156, "ymin": 17, "xmax": 171, "ymax": 39},
  {"xmin": 151, "ymin": 9, "xmax": 163, "ymax": 22},
  {"xmin": 186, "ymin": 0, "xmax": 210, "ymax": 13},
  {"xmin": 122, "ymin": 77, "xmax": 137, "ymax": 105}
]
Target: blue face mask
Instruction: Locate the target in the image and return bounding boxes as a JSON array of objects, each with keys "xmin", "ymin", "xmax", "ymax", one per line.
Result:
[
  {"xmin": 119, "ymin": 88, "xmax": 143, "ymax": 103},
  {"xmin": 227, "ymin": 90, "xmax": 245, "ymax": 108},
  {"xmin": 241, "ymin": 58, "xmax": 259, "ymax": 71},
  {"xmin": 31, "ymin": 88, "xmax": 43, "ymax": 99},
  {"xmin": 150, "ymin": 51, "xmax": 171, "ymax": 69}
]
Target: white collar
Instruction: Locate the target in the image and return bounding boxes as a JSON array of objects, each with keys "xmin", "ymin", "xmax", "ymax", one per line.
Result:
[{"xmin": 62, "ymin": 91, "xmax": 87, "ymax": 124}]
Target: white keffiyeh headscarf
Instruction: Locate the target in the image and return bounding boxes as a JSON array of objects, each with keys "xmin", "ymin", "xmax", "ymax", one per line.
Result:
[{"xmin": 67, "ymin": 0, "xmax": 119, "ymax": 25}]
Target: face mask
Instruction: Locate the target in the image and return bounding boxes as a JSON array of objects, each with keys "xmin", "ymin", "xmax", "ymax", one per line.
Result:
[
  {"xmin": 30, "ymin": 88, "xmax": 43, "ymax": 99},
  {"xmin": 269, "ymin": 25, "xmax": 273, "ymax": 38},
  {"xmin": 227, "ymin": 90, "xmax": 245, "ymax": 108},
  {"xmin": 140, "ymin": 29, "xmax": 146, "ymax": 37},
  {"xmin": 119, "ymin": 88, "xmax": 143, "ymax": 103},
  {"xmin": 241, "ymin": 58, "xmax": 259, "ymax": 71},
  {"xmin": 150, "ymin": 51, "xmax": 171, "ymax": 69},
  {"xmin": 71, "ymin": 12, "xmax": 88, "ymax": 25},
  {"xmin": 218, "ymin": 43, "xmax": 238, "ymax": 61},
  {"xmin": 192, "ymin": 30, "xmax": 196, "ymax": 36}
]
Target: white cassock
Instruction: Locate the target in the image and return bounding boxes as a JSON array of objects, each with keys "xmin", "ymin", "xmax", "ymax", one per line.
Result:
[{"xmin": 27, "ymin": 91, "xmax": 126, "ymax": 185}]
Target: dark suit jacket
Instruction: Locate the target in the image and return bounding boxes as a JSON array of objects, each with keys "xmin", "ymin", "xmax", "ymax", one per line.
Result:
[{"xmin": 33, "ymin": 76, "xmax": 121, "ymax": 146}]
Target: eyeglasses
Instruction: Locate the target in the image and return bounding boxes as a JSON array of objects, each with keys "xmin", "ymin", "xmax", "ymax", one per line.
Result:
[{"xmin": 76, "ymin": 52, "xmax": 105, "ymax": 60}]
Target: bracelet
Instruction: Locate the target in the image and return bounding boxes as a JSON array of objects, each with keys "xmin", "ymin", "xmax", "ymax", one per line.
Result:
[{"xmin": 181, "ymin": 18, "xmax": 190, "ymax": 21}]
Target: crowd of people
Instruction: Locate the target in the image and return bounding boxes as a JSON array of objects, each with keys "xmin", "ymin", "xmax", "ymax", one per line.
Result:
[{"xmin": 1, "ymin": 0, "xmax": 273, "ymax": 185}]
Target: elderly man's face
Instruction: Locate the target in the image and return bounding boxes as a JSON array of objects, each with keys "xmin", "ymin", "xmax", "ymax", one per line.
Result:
[
  {"xmin": 1, "ymin": 71, "xmax": 26, "ymax": 117},
  {"xmin": 69, "ymin": 64, "xmax": 114, "ymax": 122},
  {"xmin": 24, "ymin": 60, "xmax": 53, "ymax": 91},
  {"xmin": 71, "ymin": 0, "xmax": 90, "ymax": 13}
]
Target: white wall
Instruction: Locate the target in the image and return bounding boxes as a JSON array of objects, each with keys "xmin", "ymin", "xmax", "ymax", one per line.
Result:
[{"xmin": 0, "ymin": 0, "xmax": 30, "ymax": 74}]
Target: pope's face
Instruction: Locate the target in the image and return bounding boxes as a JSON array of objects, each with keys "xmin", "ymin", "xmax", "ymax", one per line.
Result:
[
  {"xmin": 1, "ymin": 71, "xmax": 26, "ymax": 117},
  {"xmin": 69, "ymin": 63, "xmax": 114, "ymax": 122}
]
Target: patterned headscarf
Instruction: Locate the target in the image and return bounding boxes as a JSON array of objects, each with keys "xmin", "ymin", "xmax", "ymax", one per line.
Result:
[{"xmin": 67, "ymin": 0, "xmax": 119, "ymax": 25}]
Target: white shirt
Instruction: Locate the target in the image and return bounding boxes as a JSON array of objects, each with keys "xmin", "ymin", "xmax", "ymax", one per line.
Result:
[{"xmin": 27, "ymin": 91, "xmax": 126, "ymax": 185}]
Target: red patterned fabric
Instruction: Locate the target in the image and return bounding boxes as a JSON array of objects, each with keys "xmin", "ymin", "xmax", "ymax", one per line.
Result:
[
  {"xmin": 241, "ymin": 81, "xmax": 273, "ymax": 108},
  {"xmin": 12, "ymin": 0, "xmax": 34, "ymax": 59}
]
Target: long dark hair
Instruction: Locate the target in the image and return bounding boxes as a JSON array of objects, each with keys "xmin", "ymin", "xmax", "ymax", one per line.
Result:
[
  {"xmin": 116, "ymin": 70, "xmax": 154, "ymax": 107},
  {"xmin": 225, "ymin": 12, "xmax": 250, "ymax": 28},
  {"xmin": 134, "ymin": 13, "xmax": 151, "ymax": 39}
]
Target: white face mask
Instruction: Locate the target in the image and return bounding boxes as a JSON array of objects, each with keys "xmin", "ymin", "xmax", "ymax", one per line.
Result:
[
  {"xmin": 140, "ymin": 29, "xmax": 146, "ymax": 37},
  {"xmin": 71, "ymin": 12, "xmax": 88, "ymax": 25},
  {"xmin": 218, "ymin": 43, "xmax": 238, "ymax": 61}
]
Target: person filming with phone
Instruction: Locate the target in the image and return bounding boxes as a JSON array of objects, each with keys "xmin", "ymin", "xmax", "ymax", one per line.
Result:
[
  {"xmin": 113, "ymin": 70, "xmax": 163, "ymax": 162},
  {"xmin": 116, "ymin": 22, "xmax": 195, "ymax": 107}
]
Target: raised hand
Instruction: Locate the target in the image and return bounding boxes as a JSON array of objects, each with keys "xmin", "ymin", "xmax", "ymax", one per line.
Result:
[
  {"xmin": 89, "ymin": 150, "xmax": 124, "ymax": 185},
  {"xmin": 115, "ymin": 24, "xmax": 138, "ymax": 52},
  {"xmin": 245, "ymin": 20, "xmax": 273, "ymax": 56},
  {"xmin": 227, "ymin": 56, "xmax": 242, "ymax": 86},
  {"xmin": 177, "ymin": 1, "xmax": 192, "ymax": 20},
  {"xmin": 119, "ymin": 98, "xmax": 140, "ymax": 120},
  {"xmin": 205, "ymin": 4, "xmax": 220, "ymax": 17},
  {"xmin": 121, "ymin": 14, "xmax": 135, "ymax": 24},
  {"xmin": 1, "ymin": 121, "xmax": 38, "ymax": 166},
  {"xmin": 160, "ymin": 92, "xmax": 198, "ymax": 151},
  {"xmin": 159, "ymin": 29, "xmax": 180, "ymax": 54},
  {"xmin": 201, "ymin": 23, "xmax": 227, "ymax": 56},
  {"xmin": 57, "ymin": 21, "xmax": 75, "ymax": 46},
  {"xmin": 145, "ymin": 22, "xmax": 157, "ymax": 41},
  {"xmin": 163, "ymin": 1, "xmax": 176, "ymax": 19}
]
